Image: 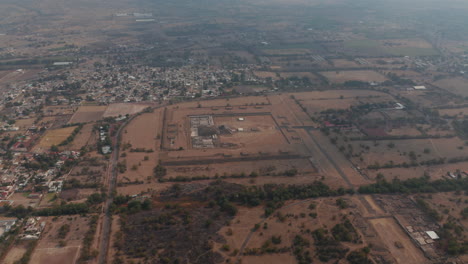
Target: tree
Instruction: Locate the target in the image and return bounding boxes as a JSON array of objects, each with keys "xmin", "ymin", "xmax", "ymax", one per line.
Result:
[{"xmin": 153, "ymin": 164, "xmax": 167, "ymax": 178}]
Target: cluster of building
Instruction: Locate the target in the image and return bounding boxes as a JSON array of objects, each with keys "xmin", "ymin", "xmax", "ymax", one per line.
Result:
[{"xmin": 18, "ymin": 217, "xmax": 46, "ymax": 240}]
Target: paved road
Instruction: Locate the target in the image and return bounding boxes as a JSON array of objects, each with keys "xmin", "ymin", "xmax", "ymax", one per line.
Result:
[
  {"xmin": 97, "ymin": 114, "xmax": 137, "ymax": 264},
  {"xmin": 97, "ymin": 104, "xmax": 161, "ymax": 264}
]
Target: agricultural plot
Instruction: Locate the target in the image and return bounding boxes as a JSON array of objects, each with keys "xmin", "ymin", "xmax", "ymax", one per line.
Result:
[
  {"xmin": 3, "ymin": 242, "xmax": 28, "ymax": 264},
  {"xmin": 30, "ymin": 216, "xmax": 91, "ymax": 264},
  {"xmin": 294, "ymin": 90, "xmax": 393, "ymax": 114},
  {"xmin": 69, "ymin": 123, "xmax": 94, "ymax": 150},
  {"xmin": 232, "ymin": 85, "xmax": 270, "ymax": 94},
  {"xmin": 14, "ymin": 118, "xmax": 35, "ymax": 130},
  {"xmin": 344, "ymin": 38, "xmax": 439, "ymax": 57},
  {"xmin": 254, "ymin": 71, "xmax": 279, "ymax": 80},
  {"xmin": 102, "ymin": 103, "xmax": 150, "ymax": 118},
  {"xmin": 43, "ymin": 106, "xmax": 77, "ymax": 116},
  {"xmin": 434, "ymin": 77, "xmax": 468, "ymax": 97},
  {"xmin": 330, "ymin": 58, "xmax": 361, "ymax": 68},
  {"xmin": 319, "ymin": 70, "xmax": 388, "ymax": 84},
  {"xmin": 34, "ymin": 126, "xmax": 77, "ymax": 151},
  {"xmin": 262, "ymin": 48, "xmax": 311, "ymax": 56},
  {"xmin": 334, "ymin": 136, "xmax": 468, "ymax": 182},
  {"xmin": 68, "ymin": 105, "xmax": 107, "ymax": 123},
  {"xmin": 117, "ymin": 109, "xmax": 163, "ymax": 183},
  {"xmin": 260, "ymin": 42, "xmax": 324, "ymax": 56},
  {"xmin": 439, "ymin": 107, "xmax": 468, "ymax": 117}
]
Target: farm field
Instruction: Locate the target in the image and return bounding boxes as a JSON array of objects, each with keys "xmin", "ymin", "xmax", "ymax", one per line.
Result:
[
  {"xmin": 344, "ymin": 38, "xmax": 439, "ymax": 57},
  {"xmin": 439, "ymin": 107, "xmax": 468, "ymax": 117},
  {"xmin": 69, "ymin": 123, "xmax": 94, "ymax": 150},
  {"xmin": 30, "ymin": 216, "xmax": 91, "ymax": 264},
  {"xmin": 232, "ymin": 85, "xmax": 270, "ymax": 94},
  {"xmin": 262, "ymin": 48, "xmax": 311, "ymax": 55},
  {"xmin": 121, "ymin": 109, "xmax": 163, "ymax": 150},
  {"xmin": 278, "ymin": 72, "xmax": 321, "ymax": 81},
  {"xmin": 68, "ymin": 105, "xmax": 107, "ymax": 123},
  {"xmin": 348, "ymin": 137, "xmax": 468, "ymax": 169},
  {"xmin": 295, "ymin": 90, "xmax": 394, "ymax": 113},
  {"xmin": 330, "ymin": 58, "xmax": 361, "ymax": 68},
  {"xmin": 43, "ymin": 106, "xmax": 77, "ymax": 116},
  {"xmin": 14, "ymin": 118, "xmax": 35, "ymax": 130},
  {"xmin": 254, "ymin": 71, "xmax": 279, "ymax": 80},
  {"xmin": 319, "ymin": 70, "xmax": 388, "ymax": 84},
  {"xmin": 34, "ymin": 126, "xmax": 77, "ymax": 151},
  {"xmin": 3, "ymin": 243, "xmax": 27, "ymax": 264},
  {"xmin": 165, "ymin": 158, "xmax": 315, "ymax": 178},
  {"xmin": 102, "ymin": 103, "xmax": 150, "ymax": 118},
  {"xmin": 117, "ymin": 109, "xmax": 163, "ymax": 183},
  {"xmin": 434, "ymin": 77, "xmax": 468, "ymax": 97}
]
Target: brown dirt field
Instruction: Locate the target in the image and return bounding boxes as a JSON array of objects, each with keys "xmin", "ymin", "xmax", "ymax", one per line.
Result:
[
  {"xmin": 14, "ymin": 118, "xmax": 35, "ymax": 130},
  {"xmin": 117, "ymin": 181, "xmax": 173, "ymax": 196},
  {"xmin": 386, "ymin": 127, "xmax": 423, "ymax": 137},
  {"xmin": 294, "ymin": 90, "xmax": 390, "ymax": 100},
  {"xmin": 9, "ymin": 193, "xmax": 40, "ymax": 207},
  {"xmin": 39, "ymin": 216, "xmax": 89, "ymax": 246},
  {"xmin": 165, "ymin": 159, "xmax": 315, "ymax": 178},
  {"xmin": 382, "ymin": 70, "xmax": 422, "ymax": 79},
  {"xmin": 369, "ymin": 217, "xmax": 429, "ymax": 264},
  {"xmin": 240, "ymin": 254, "xmax": 296, "ymax": 264},
  {"xmin": 197, "ymin": 96, "xmax": 270, "ymax": 107},
  {"xmin": 350, "ymin": 137, "xmax": 468, "ymax": 170},
  {"xmin": 397, "ymin": 90, "xmax": 449, "ymax": 109},
  {"xmin": 3, "ymin": 243, "xmax": 27, "ymax": 264},
  {"xmin": 254, "ymin": 71, "xmax": 279, "ymax": 80},
  {"xmin": 68, "ymin": 163, "xmax": 105, "ymax": 186},
  {"xmin": 319, "ymin": 70, "xmax": 388, "ymax": 84},
  {"xmin": 263, "ymin": 48, "xmax": 310, "ymax": 55},
  {"xmin": 69, "ymin": 123, "xmax": 94, "ymax": 150},
  {"xmin": 43, "ymin": 106, "xmax": 77, "ymax": 116},
  {"xmin": 303, "ymin": 98, "xmax": 357, "ymax": 113},
  {"xmin": 102, "ymin": 103, "xmax": 150, "ymax": 118},
  {"xmin": 34, "ymin": 126, "xmax": 77, "ymax": 151},
  {"xmin": 38, "ymin": 193, "xmax": 60, "ymax": 208},
  {"xmin": 118, "ymin": 152, "xmax": 157, "ymax": 183},
  {"xmin": 380, "ymin": 38, "xmax": 433, "ymax": 49},
  {"xmin": 30, "ymin": 215, "xmax": 92, "ymax": 264},
  {"xmin": 367, "ymin": 167, "xmax": 433, "ymax": 181},
  {"xmin": 68, "ymin": 106, "xmax": 107, "ymax": 123},
  {"xmin": 121, "ymin": 110, "xmax": 163, "ymax": 150},
  {"xmin": 214, "ymin": 115, "xmax": 287, "ymax": 148},
  {"xmin": 434, "ymin": 77, "xmax": 468, "ymax": 97},
  {"xmin": 366, "ymin": 159, "xmax": 468, "ymax": 181},
  {"xmin": 218, "ymin": 206, "xmax": 265, "ymax": 255},
  {"xmin": 439, "ymin": 107, "xmax": 468, "ymax": 117},
  {"xmin": 233, "ymin": 85, "xmax": 270, "ymax": 94},
  {"xmin": 218, "ymin": 197, "xmax": 368, "ymax": 263},
  {"xmin": 278, "ymin": 72, "xmax": 320, "ymax": 81},
  {"xmin": 330, "ymin": 59, "xmax": 360, "ymax": 68},
  {"xmin": 32, "ymin": 247, "xmax": 80, "ymax": 264}
]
